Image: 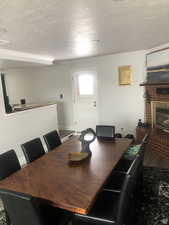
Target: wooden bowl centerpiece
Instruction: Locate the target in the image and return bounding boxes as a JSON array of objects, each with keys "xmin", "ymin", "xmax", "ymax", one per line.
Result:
[{"xmin": 68, "ymin": 152, "xmax": 89, "ymax": 162}]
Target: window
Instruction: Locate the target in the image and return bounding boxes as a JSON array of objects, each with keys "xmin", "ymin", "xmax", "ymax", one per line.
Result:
[{"xmin": 78, "ymin": 74, "xmax": 94, "ymax": 95}]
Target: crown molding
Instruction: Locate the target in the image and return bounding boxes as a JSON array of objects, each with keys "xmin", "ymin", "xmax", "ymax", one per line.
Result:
[{"xmin": 0, "ymin": 49, "xmax": 54, "ymax": 65}]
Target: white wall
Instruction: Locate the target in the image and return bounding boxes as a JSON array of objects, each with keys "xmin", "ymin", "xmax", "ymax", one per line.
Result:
[
  {"xmin": 4, "ymin": 68, "xmax": 36, "ymax": 104},
  {"xmin": 5, "ymin": 65, "xmax": 74, "ymax": 131},
  {"xmin": 66, "ymin": 50, "xmax": 146, "ymax": 134},
  {"xmin": 147, "ymin": 43, "xmax": 169, "ymax": 67},
  {"xmin": 0, "ymin": 80, "xmax": 58, "ymax": 165},
  {"xmin": 4, "ymin": 50, "xmax": 146, "ymax": 135}
]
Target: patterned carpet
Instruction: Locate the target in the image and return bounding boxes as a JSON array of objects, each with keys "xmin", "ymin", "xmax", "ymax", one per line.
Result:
[
  {"xmin": 0, "ymin": 167, "xmax": 169, "ymax": 225},
  {"xmin": 0, "ymin": 211, "xmax": 6, "ymax": 225},
  {"xmin": 136, "ymin": 167, "xmax": 169, "ymax": 225}
]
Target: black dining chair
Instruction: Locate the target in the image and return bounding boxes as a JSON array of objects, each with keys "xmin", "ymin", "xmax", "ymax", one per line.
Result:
[
  {"xmin": 103, "ymin": 134, "xmax": 149, "ymax": 193},
  {"xmin": 0, "ymin": 189, "xmax": 72, "ymax": 225},
  {"xmin": 135, "ymin": 134, "xmax": 149, "ymax": 188},
  {"xmin": 96, "ymin": 125, "xmax": 115, "ymax": 139},
  {"xmin": 104, "ymin": 153, "xmax": 141, "ymax": 193},
  {"xmin": 43, "ymin": 130, "xmax": 62, "ymax": 151},
  {"xmin": 113, "ymin": 133, "xmax": 149, "ymax": 174},
  {"xmin": 21, "ymin": 138, "xmax": 45, "ymax": 163},
  {"xmin": 0, "ymin": 150, "xmax": 21, "ymax": 180},
  {"xmin": 73, "ymin": 154, "xmax": 139, "ymax": 225},
  {"xmin": 0, "ymin": 150, "xmax": 21, "ymax": 225},
  {"xmin": 137, "ymin": 133, "xmax": 149, "ymax": 164}
]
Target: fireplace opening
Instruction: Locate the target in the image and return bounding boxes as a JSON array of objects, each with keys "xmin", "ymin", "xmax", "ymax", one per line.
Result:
[{"xmin": 152, "ymin": 101, "xmax": 169, "ymax": 131}]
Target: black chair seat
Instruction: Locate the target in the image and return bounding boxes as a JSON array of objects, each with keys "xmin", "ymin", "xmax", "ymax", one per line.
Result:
[
  {"xmin": 40, "ymin": 204, "xmax": 71, "ymax": 225},
  {"xmin": 113, "ymin": 158, "xmax": 133, "ymax": 174},
  {"xmin": 104, "ymin": 173, "xmax": 125, "ymax": 193},
  {"xmin": 74, "ymin": 191, "xmax": 119, "ymax": 225},
  {"xmin": 0, "ymin": 189, "xmax": 72, "ymax": 225}
]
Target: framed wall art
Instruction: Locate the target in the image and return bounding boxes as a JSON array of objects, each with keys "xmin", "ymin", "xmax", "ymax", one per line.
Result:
[{"xmin": 118, "ymin": 65, "xmax": 132, "ymax": 85}]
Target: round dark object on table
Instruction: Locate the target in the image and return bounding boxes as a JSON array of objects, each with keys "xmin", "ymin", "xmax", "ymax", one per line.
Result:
[
  {"xmin": 125, "ymin": 134, "xmax": 135, "ymax": 139},
  {"xmin": 115, "ymin": 133, "xmax": 122, "ymax": 138}
]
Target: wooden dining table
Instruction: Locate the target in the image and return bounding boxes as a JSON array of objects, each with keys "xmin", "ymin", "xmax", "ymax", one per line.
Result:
[{"xmin": 0, "ymin": 136, "xmax": 132, "ymax": 215}]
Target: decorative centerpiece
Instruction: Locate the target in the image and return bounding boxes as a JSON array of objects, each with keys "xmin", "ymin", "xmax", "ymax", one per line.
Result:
[
  {"xmin": 68, "ymin": 152, "xmax": 89, "ymax": 162},
  {"xmin": 69, "ymin": 128, "xmax": 96, "ymax": 162}
]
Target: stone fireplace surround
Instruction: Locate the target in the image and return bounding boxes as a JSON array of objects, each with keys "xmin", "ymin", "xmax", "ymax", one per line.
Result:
[
  {"xmin": 145, "ymin": 85, "xmax": 169, "ymax": 125},
  {"xmin": 151, "ymin": 101, "xmax": 169, "ymax": 130},
  {"xmin": 137, "ymin": 84, "xmax": 169, "ymax": 159}
]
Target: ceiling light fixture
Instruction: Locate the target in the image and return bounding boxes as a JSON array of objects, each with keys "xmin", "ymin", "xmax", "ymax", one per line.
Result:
[{"xmin": 74, "ymin": 38, "xmax": 100, "ymax": 56}]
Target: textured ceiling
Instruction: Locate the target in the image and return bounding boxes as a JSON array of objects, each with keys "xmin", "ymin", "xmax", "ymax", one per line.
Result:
[{"xmin": 0, "ymin": 0, "xmax": 169, "ymax": 60}]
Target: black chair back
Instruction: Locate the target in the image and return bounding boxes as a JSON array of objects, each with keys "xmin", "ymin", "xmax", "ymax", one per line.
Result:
[
  {"xmin": 136, "ymin": 133, "xmax": 149, "ymax": 167},
  {"xmin": 96, "ymin": 125, "xmax": 115, "ymax": 139},
  {"xmin": 21, "ymin": 138, "xmax": 45, "ymax": 163},
  {"xmin": 116, "ymin": 155, "xmax": 141, "ymax": 225},
  {"xmin": 0, "ymin": 189, "xmax": 43, "ymax": 225},
  {"xmin": 43, "ymin": 130, "xmax": 61, "ymax": 151},
  {"xmin": 140, "ymin": 133, "xmax": 149, "ymax": 152},
  {"xmin": 136, "ymin": 133, "xmax": 149, "ymax": 183},
  {"xmin": 0, "ymin": 150, "xmax": 21, "ymax": 180}
]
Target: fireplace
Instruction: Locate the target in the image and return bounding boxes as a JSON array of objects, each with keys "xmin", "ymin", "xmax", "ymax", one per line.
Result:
[
  {"xmin": 138, "ymin": 61, "xmax": 169, "ymax": 159},
  {"xmin": 136, "ymin": 85, "xmax": 169, "ymax": 159},
  {"xmin": 151, "ymin": 101, "xmax": 169, "ymax": 131}
]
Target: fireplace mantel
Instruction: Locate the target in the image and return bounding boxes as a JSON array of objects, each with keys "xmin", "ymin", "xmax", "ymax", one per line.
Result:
[{"xmin": 140, "ymin": 82, "xmax": 169, "ymax": 86}]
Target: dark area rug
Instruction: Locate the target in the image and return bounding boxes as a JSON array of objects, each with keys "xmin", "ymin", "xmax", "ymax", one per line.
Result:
[
  {"xmin": 0, "ymin": 211, "xmax": 6, "ymax": 225},
  {"xmin": 0, "ymin": 167, "xmax": 169, "ymax": 225},
  {"xmin": 136, "ymin": 167, "xmax": 169, "ymax": 225}
]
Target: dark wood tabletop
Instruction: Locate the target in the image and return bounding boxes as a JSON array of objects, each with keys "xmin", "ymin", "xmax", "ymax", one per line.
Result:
[{"xmin": 0, "ymin": 136, "xmax": 132, "ymax": 214}]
